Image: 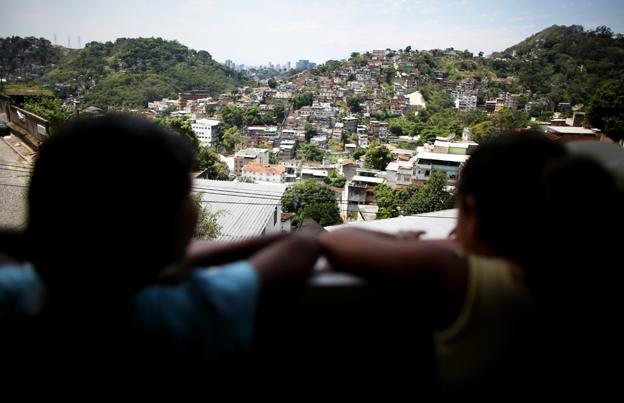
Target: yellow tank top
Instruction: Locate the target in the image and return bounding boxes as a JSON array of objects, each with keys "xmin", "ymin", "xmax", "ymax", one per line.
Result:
[{"xmin": 433, "ymin": 254, "xmax": 536, "ymax": 389}]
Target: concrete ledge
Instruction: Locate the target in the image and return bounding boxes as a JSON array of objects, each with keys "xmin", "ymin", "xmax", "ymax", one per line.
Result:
[{"xmin": 7, "ymin": 122, "xmax": 42, "ymax": 150}]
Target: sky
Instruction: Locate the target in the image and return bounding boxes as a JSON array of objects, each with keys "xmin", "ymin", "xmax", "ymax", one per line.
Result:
[{"xmin": 2, "ymin": 0, "xmax": 623, "ymax": 67}]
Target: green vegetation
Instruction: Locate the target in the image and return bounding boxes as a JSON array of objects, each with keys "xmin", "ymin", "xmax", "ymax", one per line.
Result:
[
  {"xmin": 39, "ymin": 37, "xmax": 248, "ymax": 108},
  {"xmin": 221, "ymin": 126, "xmax": 243, "ymax": 154},
  {"xmin": 21, "ymin": 96, "xmax": 72, "ymax": 134},
  {"xmin": 304, "ymin": 123, "xmax": 318, "ymax": 142},
  {"xmin": 323, "ymin": 171, "xmax": 346, "ymax": 188},
  {"xmin": 364, "ymin": 145, "xmax": 392, "ymax": 170},
  {"xmin": 191, "ymin": 193, "xmax": 222, "ymax": 240},
  {"xmin": 374, "ymin": 171, "xmax": 454, "ymax": 218},
  {"xmin": 155, "ymin": 115, "xmax": 228, "ymax": 175},
  {"xmin": 0, "ymin": 37, "xmax": 65, "ymax": 81},
  {"xmin": 347, "ymin": 96, "xmax": 364, "ymax": 113},
  {"xmin": 281, "ymin": 180, "xmax": 342, "ymax": 227},
  {"xmin": 489, "ymin": 25, "xmax": 624, "ymax": 105},
  {"xmin": 297, "ymin": 143, "xmax": 324, "ymax": 161},
  {"xmin": 292, "ymin": 91, "xmax": 314, "ymax": 110},
  {"xmin": 469, "ymin": 109, "xmax": 529, "ymax": 143},
  {"xmin": 586, "ymin": 74, "xmax": 624, "ymax": 142}
]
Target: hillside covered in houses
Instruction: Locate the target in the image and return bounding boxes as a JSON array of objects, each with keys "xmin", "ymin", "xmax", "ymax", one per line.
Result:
[{"xmin": 1, "ymin": 25, "xmax": 623, "ymax": 226}]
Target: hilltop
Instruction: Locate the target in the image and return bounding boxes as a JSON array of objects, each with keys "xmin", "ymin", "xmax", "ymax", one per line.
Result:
[
  {"xmin": 489, "ymin": 25, "xmax": 624, "ymax": 105},
  {"xmin": 1, "ymin": 37, "xmax": 249, "ymax": 109}
]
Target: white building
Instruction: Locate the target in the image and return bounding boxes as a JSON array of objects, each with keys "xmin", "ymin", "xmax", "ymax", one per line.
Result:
[
  {"xmin": 242, "ymin": 163, "xmax": 286, "ymax": 184},
  {"xmin": 192, "ymin": 119, "xmax": 221, "ymax": 147}
]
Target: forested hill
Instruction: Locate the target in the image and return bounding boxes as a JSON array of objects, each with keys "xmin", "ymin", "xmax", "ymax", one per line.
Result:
[
  {"xmin": 489, "ymin": 25, "xmax": 624, "ymax": 105},
  {"xmin": 1, "ymin": 36, "xmax": 249, "ymax": 109},
  {"xmin": 0, "ymin": 36, "xmax": 70, "ymax": 82},
  {"xmin": 42, "ymin": 37, "xmax": 249, "ymax": 108}
]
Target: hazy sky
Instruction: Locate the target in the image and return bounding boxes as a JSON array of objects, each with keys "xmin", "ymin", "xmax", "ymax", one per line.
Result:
[{"xmin": 2, "ymin": 0, "xmax": 623, "ymax": 66}]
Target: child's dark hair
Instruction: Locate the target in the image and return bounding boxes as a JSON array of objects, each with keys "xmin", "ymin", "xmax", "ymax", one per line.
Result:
[
  {"xmin": 457, "ymin": 130, "xmax": 567, "ymax": 266},
  {"xmin": 27, "ymin": 114, "xmax": 194, "ymax": 290}
]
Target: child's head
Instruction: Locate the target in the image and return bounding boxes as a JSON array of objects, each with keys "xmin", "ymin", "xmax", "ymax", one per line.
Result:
[
  {"xmin": 455, "ymin": 131, "xmax": 566, "ymax": 263},
  {"xmin": 27, "ymin": 114, "xmax": 196, "ymax": 290}
]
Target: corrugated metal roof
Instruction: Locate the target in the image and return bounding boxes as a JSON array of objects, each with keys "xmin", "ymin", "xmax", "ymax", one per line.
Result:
[{"xmin": 193, "ymin": 179, "xmax": 287, "ymax": 241}]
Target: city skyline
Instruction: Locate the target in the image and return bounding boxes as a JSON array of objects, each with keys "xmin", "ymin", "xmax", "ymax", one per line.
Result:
[{"xmin": 1, "ymin": 0, "xmax": 623, "ymax": 67}]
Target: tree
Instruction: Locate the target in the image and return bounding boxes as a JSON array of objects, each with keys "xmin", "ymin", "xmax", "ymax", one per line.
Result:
[
  {"xmin": 205, "ymin": 104, "xmax": 217, "ymax": 116},
  {"xmin": 297, "ymin": 143, "xmax": 324, "ymax": 161},
  {"xmin": 374, "ymin": 184, "xmax": 402, "ymax": 219},
  {"xmin": 459, "ymin": 110, "xmax": 489, "ymax": 127},
  {"xmin": 586, "ymin": 75, "xmax": 624, "ymax": 142},
  {"xmin": 281, "ymin": 180, "xmax": 342, "ymax": 227},
  {"xmin": 323, "ymin": 171, "xmax": 346, "ymax": 188},
  {"xmin": 327, "ymin": 139, "xmax": 344, "ymax": 152},
  {"xmin": 347, "ymin": 96, "xmax": 363, "ymax": 113},
  {"xmin": 405, "ymin": 45, "xmax": 412, "ymax": 53},
  {"xmin": 272, "ymin": 102, "xmax": 286, "ymax": 123},
  {"xmin": 217, "ymin": 104, "xmax": 243, "ymax": 129},
  {"xmin": 419, "ymin": 127, "xmax": 443, "ymax": 144},
  {"xmin": 155, "ymin": 115, "xmax": 199, "ymax": 150},
  {"xmin": 487, "ymin": 109, "xmax": 529, "ymax": 137},
  {"xmin": 383, "ymin": 67, "xmax": 396, "ymax": 83},
  {"xmin": 293, "ymin": 91, "xmax": 313, "ymax": 110},
  {"xmin": 304, "ymin": 123, "xmax": 318, "ymax": 142},
  {"xmin": 401, "ymin": 171, "xmax": 454, "ymax": 215},
  {"xmin": 352, "ymin": 147, "xmax": 367, "ymax": 160},
  {"xmin": 21, "ymin": 96, "xmax": 72, "ymax": 135},
  {"xmin": 389, "ymin": 116, "xmax": 418, "ymax": 137},
  {"xmin": 364, "ymin": 145, "xmax": 392, "ymax": 171},
  {"xmin": 191, "ymin": 193, "xmax": 221, "ymax": 240},
  {"xmin": 242, "ymin": 105, "xmax": 263, "ymax": 126},
  {"xmin": 196, "ymin": 145, "xmax": 229, "ymax": 178},
  {"xmin": 221, "ymin": 126, "xmax": 243, "ymax": 154},
  {"xmin": 267, "ymin": 78, "xmax": 277, "ymax": 89}
]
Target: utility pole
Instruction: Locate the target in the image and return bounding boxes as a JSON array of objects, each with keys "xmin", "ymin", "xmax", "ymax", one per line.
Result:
[{"xmin": 67, "ymin": 36, "xmax": 71, "ymax": 48}]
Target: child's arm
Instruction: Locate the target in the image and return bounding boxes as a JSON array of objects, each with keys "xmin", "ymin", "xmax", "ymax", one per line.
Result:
[
  {"xmin": 249, "ymin": 232, "xmax": 321, "ymax": 289},
  {"xmin": 184, "ymin": 232, "xmax": 290, "ymax": 268},
  {"xmin": 320, "ymin": 227, "xmax": 468, "ymax": 330}
]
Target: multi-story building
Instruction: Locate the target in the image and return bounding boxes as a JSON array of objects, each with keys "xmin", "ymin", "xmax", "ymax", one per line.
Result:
[
  {"xmin": 191, "ymin": 119, "xmax": 221, "ymax": 147},
  {"xmin": 242, "ymin": 163, "xmax": 286, "ymax": 184},
  {"xmin": 234, "ymin": 148, "xmax": 270, "ymax": 176}
]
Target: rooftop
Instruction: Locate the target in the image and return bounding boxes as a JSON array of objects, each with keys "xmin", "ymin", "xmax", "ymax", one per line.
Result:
[
  {"xmin": 193, "ymin": 118, "xmax": 220, "ymax": 126},
  {"xmin": 416, "ymin": 151, "xmax": 470, "ymax": 163},
  {"xmin": 351, "ymin": 175, "xmax": 385, "ymax": 184},
  {"xmin": 243, "ymin": 163, "xmax": 286, "ymax": 175},
  {"xmin": 542, "ymin": 125, "xmax": 596, "ymax": 135},
  {"xmin": 236, "ymin": 148, "xmax": 269, "ymax": 158},
  {"xmin": 193, "ymin": 179, "xmax": 287, "ymax": 241}
]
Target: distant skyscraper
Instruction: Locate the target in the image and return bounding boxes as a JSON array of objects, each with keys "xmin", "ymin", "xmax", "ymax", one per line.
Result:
[
  {"xmin": 225, "ymin": 59, "xmax": 235, "ymax": 69},
  {"xmin": 296, "ymin": 60, "xmax": 315, "ymax": 70},
  {"xmin": 286, "ymin": 61, "xmax": 291, "ymax": 70}
]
